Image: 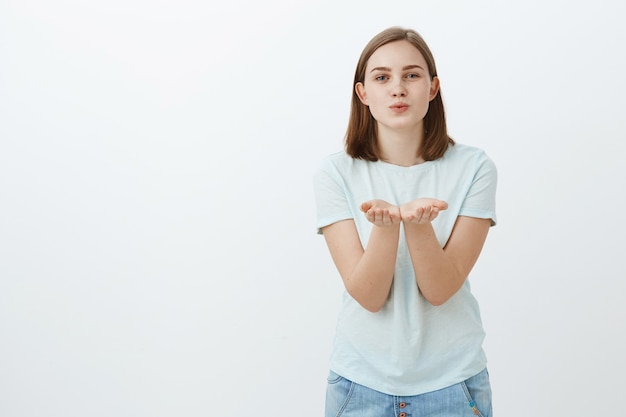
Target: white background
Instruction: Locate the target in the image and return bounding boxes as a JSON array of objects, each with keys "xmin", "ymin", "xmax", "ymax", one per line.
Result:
[{"xmin": 1, "ymin": 0, "xmax": 625, "ymax": 416}]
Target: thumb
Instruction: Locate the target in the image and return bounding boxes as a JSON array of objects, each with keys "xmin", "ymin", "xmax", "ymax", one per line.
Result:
[
  {"xmin": 433, "ymin": 200, "xmax": 448, "ymax": 210},
  {"xmin": 360, "ymin": 201, "xmax": 373, "ymax": 212}
]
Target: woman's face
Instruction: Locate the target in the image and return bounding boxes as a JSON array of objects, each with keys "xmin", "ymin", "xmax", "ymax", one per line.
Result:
[{"xmin": 356, "ymin": 40, "xmax": 439, "ymax": 135}]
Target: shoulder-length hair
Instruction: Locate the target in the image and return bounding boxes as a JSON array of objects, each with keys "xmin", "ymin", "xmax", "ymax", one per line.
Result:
[{"xmin": 345, "ymin": 27, "xmax": 454, "ymax": 161}]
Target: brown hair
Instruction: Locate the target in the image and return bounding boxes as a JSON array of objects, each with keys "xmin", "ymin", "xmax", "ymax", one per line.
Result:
[{"xmin": 345, "ymin": 27, "xmax": 454, "ymax": 161}]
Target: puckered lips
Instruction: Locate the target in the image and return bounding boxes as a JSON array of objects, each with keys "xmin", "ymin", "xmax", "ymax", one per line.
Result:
[{"xmin": 389, "ymin": 102, "xmax": 409, "ymax": 113}]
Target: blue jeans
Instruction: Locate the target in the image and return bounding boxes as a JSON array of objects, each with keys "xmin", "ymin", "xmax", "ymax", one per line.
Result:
[{"xmin": 325, "ymin": 368, "xmax": 492, "ymax": 417}]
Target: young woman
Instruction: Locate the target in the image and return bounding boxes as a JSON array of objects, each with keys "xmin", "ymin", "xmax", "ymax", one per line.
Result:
[{"xmin": 314, "ymin": 27, "xmax": 497, "ymax": 416}]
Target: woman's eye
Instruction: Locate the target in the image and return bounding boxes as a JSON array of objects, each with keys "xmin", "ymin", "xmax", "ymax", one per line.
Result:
[
  {"xmin": 375, "ymin": 75, "xmax": 388, "ymax": 81},
  {"xmin": 406, "ymin": 73, "xmax": 419, "ymax": 79}
]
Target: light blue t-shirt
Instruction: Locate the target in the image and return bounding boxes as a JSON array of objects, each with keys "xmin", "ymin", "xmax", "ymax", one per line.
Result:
[{"xmin": 313, "ymin": 143, "xmax": 497, "ymax": 396}]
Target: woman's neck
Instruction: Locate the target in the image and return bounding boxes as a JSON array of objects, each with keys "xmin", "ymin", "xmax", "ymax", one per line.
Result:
[{"xmin": 377, "ymin": 126, "xmax": 425, "ymax": 167}]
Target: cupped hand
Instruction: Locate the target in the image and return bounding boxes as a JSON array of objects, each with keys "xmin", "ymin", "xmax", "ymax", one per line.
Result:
[
  {"xmin": 360, "ymin": 199, "xmax": 401, "ymax": 227},
  {"xmin": 400, "ymin": 198, "xmax": 448, "ymax": 224}
]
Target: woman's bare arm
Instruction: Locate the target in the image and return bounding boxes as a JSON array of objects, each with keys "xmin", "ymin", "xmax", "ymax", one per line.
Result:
[
  {"xmin": 402, "ymin": 206, "xmax": 491, "ymax": 306},
  {"xmin": 321, "ymin": 200, "xmax": 401, "ymax": 312}
]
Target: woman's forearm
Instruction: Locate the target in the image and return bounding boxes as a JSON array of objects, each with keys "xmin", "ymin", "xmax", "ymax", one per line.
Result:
[
  {"xmin": 403, "ymin": 222, "xmax": 463, "ymax": 306},
  {"xmin": 345, "ymin": 224, "xmax": 400, "ymax": 312}
]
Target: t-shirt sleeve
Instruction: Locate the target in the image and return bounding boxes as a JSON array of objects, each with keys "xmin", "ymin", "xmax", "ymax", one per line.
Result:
[
  {"xmin": 313, "ymin": 159, "xmax": 353, "ymax": 234},
  {"xmin": 459, "ymin": 152, "xmax": 498, "ymax": 226}
]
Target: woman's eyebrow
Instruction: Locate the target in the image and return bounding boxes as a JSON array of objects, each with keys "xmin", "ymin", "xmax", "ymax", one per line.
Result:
[{"xmin": 370, "ymin": 64, "xmax": 424, "ymax": 73}]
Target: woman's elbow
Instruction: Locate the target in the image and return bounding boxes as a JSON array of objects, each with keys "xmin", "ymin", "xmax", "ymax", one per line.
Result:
[
  {"xmin": 424, "ymin": 295, "xmax": 450, "ymax": 307},
  {"xmin": 421, "ymin": 287, "xmax": 457, "ymax": 306},
  {"xmin": 347, "ymin": 289, "xmax": 386, "ymax": 313},
  {"xmin": 361, "ymin": 301, "xmax": 385, "ymax": 313}
]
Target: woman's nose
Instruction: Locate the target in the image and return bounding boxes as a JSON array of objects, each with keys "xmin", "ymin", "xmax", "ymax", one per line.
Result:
[{"xmin": 391, "ymin": 82, "xmax": 407, "ymax": 97}]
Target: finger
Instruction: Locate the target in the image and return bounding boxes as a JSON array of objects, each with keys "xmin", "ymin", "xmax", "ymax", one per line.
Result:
[
  {"xmin": 361, "ymin": 201, "xmax": 373, "ymax": 212},
  {"xmin": 429, "ymin": 207, "xmax": 439, "ymax": 221},
  {"xmin": 414, "ymin": 207, "xmax": 424, "ymax": 223},
  {"xmin": 434, "ymin": 200, "xmax": 448, "ymax": 210},
  {"xmin": 372, "ymin": 209, "xmax": 381, "ymax": 224},
  {"xmin": 381, "ymin": 210, "xmax": 391, "ymax": 226},
  {"xmin": 379, "ymin": 209, "xmax": 389, "ymax": 225}
]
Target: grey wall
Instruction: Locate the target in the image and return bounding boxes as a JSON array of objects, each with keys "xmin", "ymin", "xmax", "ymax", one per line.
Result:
[{"xmin": 1, "ymin": 0, "xmax": 625, "ymax": 415}]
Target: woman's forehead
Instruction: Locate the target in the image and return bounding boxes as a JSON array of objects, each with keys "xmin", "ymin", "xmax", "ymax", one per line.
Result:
[{"xmin": 366, "ymin": 40, "xmax": 427, "ymax": 70}]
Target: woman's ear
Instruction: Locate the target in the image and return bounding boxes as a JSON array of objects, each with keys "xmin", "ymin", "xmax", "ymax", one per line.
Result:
[
  {"xmin": 429, "ymin": 77, "xmax": 440, "ymax": 101},
  {"xmin": 355, "ymin": 82, "xmax": 368, "ymax": 105}
]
